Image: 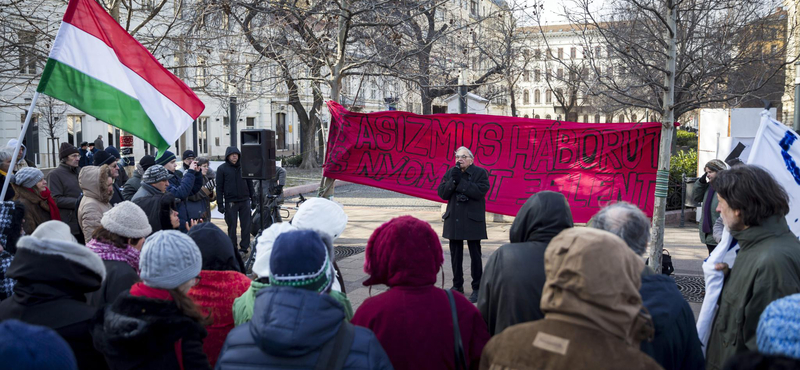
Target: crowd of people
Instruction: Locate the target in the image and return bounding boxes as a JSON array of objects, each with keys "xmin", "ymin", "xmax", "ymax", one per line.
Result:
[{"xmin": 0, "ymin": 142, "xmax": 798, "ymax": 370}]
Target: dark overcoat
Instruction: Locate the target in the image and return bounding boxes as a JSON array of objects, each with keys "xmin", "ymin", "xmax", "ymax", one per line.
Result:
[{"xmin": 437, "ymin": 164, "xmax": 490, "ymax": 241}]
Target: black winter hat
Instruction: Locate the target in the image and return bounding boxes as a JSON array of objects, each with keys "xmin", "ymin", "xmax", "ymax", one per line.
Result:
[
  {"xmin": 139, "ymin": 155, "xmax": 156, "ymax": 171},
  {"xmin": 182, "ymin": 150, "xmax": 196, "ymax": 160},
  {"xmin": 59, "ymin": 142, "xmax": 79, "ymax": 160},
  {"xmin": 93, "ymin": 151, "xmax": 115, "ymax": 166}
]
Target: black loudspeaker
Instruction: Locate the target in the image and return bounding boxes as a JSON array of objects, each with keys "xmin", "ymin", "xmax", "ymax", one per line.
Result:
[{"xmin": 240, "ymin": 129, "xmax": 276, "ymax": 180}]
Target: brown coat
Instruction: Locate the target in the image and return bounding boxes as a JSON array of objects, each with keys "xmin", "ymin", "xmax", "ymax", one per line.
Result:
[
  {"xmin": 480, "ymin": 228, "xmax": 662, "ymax": 370},
  {"xmin": 12, "ymin": 184, "xmax": 52, "ymax": 235},
  {"xmin": 78, "ymin": 165, "xmax": 112, "ymax": 239}
]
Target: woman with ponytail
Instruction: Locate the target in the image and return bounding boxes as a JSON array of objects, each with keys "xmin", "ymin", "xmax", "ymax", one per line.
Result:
[{"xmin": 93, "ymin": 230, "xmax": 212, "ymax": 370}]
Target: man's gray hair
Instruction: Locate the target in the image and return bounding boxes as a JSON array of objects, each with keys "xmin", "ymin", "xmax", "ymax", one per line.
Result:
[
  {"xmin": 589, "ymin": 202, "xmax": 650, "ymax": 255},
  {"xmin": 455, "ymin": 146, "xmax": 474, "ymax": 158},
  {"xmin": 0, "ymin": 147, "xmax": 15, "ymax": 163}
]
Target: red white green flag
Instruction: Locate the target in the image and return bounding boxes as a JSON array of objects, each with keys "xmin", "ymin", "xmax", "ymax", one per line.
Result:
[{"xmin": 37, "ymin": 0, "xmax": 204, "ymax": 151}]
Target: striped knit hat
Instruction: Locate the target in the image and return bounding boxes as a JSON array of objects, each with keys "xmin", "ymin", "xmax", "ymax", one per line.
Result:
[
  {"xmin": 269, "ymin": 229, "xmax": 333, "ymax": 293},
  {"xmin": 155, "ymin": 151, "xmax": 176, "ymax": 166}
]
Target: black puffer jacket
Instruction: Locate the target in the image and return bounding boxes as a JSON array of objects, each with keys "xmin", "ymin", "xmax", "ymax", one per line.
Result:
[
  {"xmin": 93, "ymin": 292, "xmax": 211, "ymax": 370},
  {"xmin": 216, "ymin": 147, "xmax": 254, "ymax": 205},
  {"xmin": 0, "ymin": 235, "xmax": 109, "ymax": 370},
  {"xmin": 477, "ymin": 191, "xmax": 574, "ymax": 335}
]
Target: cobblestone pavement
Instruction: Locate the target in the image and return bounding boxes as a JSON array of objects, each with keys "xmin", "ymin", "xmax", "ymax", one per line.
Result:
[{"xmin": 216, "ymin": 182, "xmax": 709, "ymax": 318}]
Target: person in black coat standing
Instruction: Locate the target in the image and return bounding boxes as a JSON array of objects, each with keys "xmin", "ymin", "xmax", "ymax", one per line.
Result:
[
  {"xmin": 477, "ymin": 191, "xmax": 574, "ymax": 335},
  {"xmin": 437, "ymin": 146, "xmax": 490, "ymax": 303},
  {"xmin": 217, "ymin": 146, "xmax": 255, "ymax": 254}
]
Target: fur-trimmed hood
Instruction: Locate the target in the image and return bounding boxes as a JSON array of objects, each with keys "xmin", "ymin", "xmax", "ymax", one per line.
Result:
[
  {"xmin": 79, "ymin": 165, "xmax": 111, "ymax": 204},
  {"xmin": 92, "ymin": 293, "xmax": 206, "ymax": 366},
  {"xmin": 12, "ymin": 235, "xmax": 106, "ymax": 281}
]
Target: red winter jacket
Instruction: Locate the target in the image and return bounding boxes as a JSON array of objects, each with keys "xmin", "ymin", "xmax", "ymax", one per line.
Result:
[
  {"xmin": 188, "ymin": 270, "xmax": 251, "ymax": 368},
  {"xmin": 352, "ymin": 216, "xmax": 490, "ymax": 370}
]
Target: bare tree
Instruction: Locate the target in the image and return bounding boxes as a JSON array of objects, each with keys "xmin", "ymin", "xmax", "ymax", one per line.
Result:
[
  {"xmin": 540, "ymin": 0, "xmax": 800, "ymax": 270},
  {"xmin": 37, "ymin": 94, "xmax": 66, "ymax": 168}
]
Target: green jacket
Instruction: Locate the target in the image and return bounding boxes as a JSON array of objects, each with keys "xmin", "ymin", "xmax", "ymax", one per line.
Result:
[
  {"xmin": 705, "ymin": 216, "xmax": 800, "ymax": 370},
  {"xmin": 692, "ymin": 179, "xmax": 719, "ymax": 245},
  {"xmin": 232, "ymin": 279, "xmax": 354, "ymax": 326}
]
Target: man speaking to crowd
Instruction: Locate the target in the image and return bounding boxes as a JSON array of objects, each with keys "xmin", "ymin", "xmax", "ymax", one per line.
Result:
[{"xmin": 438, "ymin": 146, "xmax": 490, "ymax": 303}]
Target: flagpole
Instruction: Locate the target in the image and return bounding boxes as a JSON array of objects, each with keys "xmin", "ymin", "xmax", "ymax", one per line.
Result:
[{"xmin": 1, "ymin": 92, "xmax": 40, "ymax": 201}]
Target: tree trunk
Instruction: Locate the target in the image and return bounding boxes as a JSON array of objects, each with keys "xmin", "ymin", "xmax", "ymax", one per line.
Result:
[
  {"xmin": 647, "ymin": 2, "xmax": 678, "ymax": 273},
  {"xmin": 509, "ymin": 84, "xmax": 518, "ymax": 117}
]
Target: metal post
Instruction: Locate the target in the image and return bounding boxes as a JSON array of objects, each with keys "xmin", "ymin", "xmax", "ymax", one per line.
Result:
[
  {"xmin": 459, "ymin": 69, "xmax": 467, "ymax": 114},
  {"xmin": 793, "ymin": 61, "xmax": 799, "ymax": 133},
  {"xmin": 230, "ymin": 97, "xmax": 238, "ymax": 147},
  {"xmin": 259, "ymin": 179, "xmax": 264, "ymax": 232},
  {"xmin": 1, "ymin": 92, "xmax": 40, "ymax": 201},
  {"xmin": 680, "ymin": 173, "xmax": 686, "ymax": 228}
]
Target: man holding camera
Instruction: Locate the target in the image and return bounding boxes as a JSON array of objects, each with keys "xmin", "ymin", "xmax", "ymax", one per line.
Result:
[{"xmin": 437, "ymin": 146, "xmax": 490, "ymax": 303}]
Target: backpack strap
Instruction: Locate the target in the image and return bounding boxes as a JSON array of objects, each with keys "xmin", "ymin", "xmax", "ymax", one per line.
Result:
[
  {"xmin": 446, "ymin": 289, "xmax": 468, "ymax": 370},
  {"xmin": 315, "ymin": 320, "xmax": 355, "ymax": 370}
]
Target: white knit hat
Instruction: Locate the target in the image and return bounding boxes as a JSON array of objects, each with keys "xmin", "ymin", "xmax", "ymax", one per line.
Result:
[
  {"xmin": 291, "ymin": 198, "xmax": 348, "ymax": 240},
  {"xmin": 101, "ymin": 201, "xmax": 152, "ymax": 239},
  {"xmin": 252, "ymin": 222, "xmax": 297, "ymax": 278},
  {"xmin": 139, "ymin": 230, "xmax": 201, "ymax": 289}
]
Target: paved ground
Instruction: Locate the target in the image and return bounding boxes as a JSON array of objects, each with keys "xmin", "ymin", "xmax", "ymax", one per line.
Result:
[{"xmin": 214, "ymin": 182, "xmax": 709, "ymax": 318}]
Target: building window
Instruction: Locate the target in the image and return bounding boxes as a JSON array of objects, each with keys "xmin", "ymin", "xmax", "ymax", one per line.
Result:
[
  {"xmin": 619, "ymin": 114, "xmax": 625, "ymax": 123},
  {"xmin": 18, "ymin": 31, "xmax": 37, "ymax": 74},
  {"xmin": 632, "ymin": 114, "xmax": 638, "ymax": 122},
  {"xmin": 583, "ymin": 114, "xmax": 588, "ymax": 122},
  {"xmin": 557, "ymin": 48, "xmax": 564, "ymax": 59},
  {"xmin": 534, "ymin": 89, "xmax": 541, "ymax": 104},
  {"xmin": 595, "ymin": 114, "xmax": 601, "ymax": 123},
  {"xmin": 534, "ymin": 49, "xmax": 542, "ymax": 59},
  {"xmin": 535, "ymin": 115, "xmax": 540, "ymax": 119},
  {"xmin": 196, "ymin": 57, "xmax": 207, "ymax": 86},
  {"xmin": 523, "ymin": 70, "xmax": 530, "ymax": 82},
  {"xmin": 557, "ymin": 68, "xmax": 564, "ymax": 79},
  {"xmin": 545, "ymin": 89, "xmax": 552, "ymax": 104},
  {"xmin": 197, "ymin": 117, "xmax": 208, "ymax": 154},
  {"xmin": 67, "ymin": 115, "xmax": 83, "ymax": 147},
  {"xmin": 545, "ymin": 114, "xmax": 552, "ymax": 119},
  {"xmin": 534, "ymin": 69, "xmax": 541, "ymax": 82},
  {"xmin": 523, "ymin": 90, "xmax": 530, "ymax": 104},
  {"xmin": 246, "ymin": 117, "xmax": 255, "ymax": 128},
  {"xmin": 571, "ymin": 47, "xmax": 577, "ymax": 59},
  {"xmin": 470, "ymin": 0, "xmax": 478, "ymax": 16}
]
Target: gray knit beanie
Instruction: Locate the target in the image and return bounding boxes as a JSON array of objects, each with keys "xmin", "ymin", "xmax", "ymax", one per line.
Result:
[
  {"xmin": 139, "ymin": 230, "xmax": 202, "ymax": 289},
  {"xmin": 101, "ymin": 201, "xmax": 152, "ymax": 239},
  {"xmin": 142, "ymin": 165, "xmax": 170, "ymax": 184},
  {"xmin": 13, "ymin": 167, "xmax": 44, "ymax": 188}
]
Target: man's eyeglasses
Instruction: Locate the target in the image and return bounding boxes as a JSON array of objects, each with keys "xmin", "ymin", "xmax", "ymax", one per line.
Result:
[{"xmin": 455, "ymin": 155, "xmax": 470, "ymax": 160}]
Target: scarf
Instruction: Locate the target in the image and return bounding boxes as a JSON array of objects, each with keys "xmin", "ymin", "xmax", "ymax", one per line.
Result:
[
  {"xmin": 129, "ymin": 281, "xmax": 173, "ymax": 300},
  {"xmin": 86, "ymin": 239, "xmax": 140, "ymax": 272},
  {"xmin": 702, "ymin": 185, "xmax": 716, "ymax": 234},
  {"xmin": 28, "ymin": 187, "xmax": 61, "ymax": 221}
]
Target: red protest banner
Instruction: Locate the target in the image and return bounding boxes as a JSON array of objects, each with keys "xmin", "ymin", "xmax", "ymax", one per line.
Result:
[{"xmin": 323, "ymin": 101, "xmax": 662, "ymax": 222}]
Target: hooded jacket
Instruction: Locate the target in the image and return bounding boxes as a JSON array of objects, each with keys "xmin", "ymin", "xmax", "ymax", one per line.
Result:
[
  {"xmin": 12, "ymin": 184, "xmax": 54, "ymax": 235},
  {"xmin": 0, "ymin": 235, "xmax": 109, "ymax": 370},
  {"xmin": 352, "ymin": 216, "xmax": 490, "ymax": 370},
  {"xmin": 216, "ymin": 286, "xmax": 393, "ymax": 370},
  {"xmin": 480, "ymin": 228, "xmax": 662, "ymax": 370},
  {"xmin": 216, "ymin": 146, "xmax": 254, "ymax": 205},
  {"xmin": 78, "ymin": 165, "xmax": 113, "ymax": 238},
  {"xmin": 47, "ymin": 163, "xmax": 82, "ymax": 235},
  {"xmin": 705, "ymin": 216, "xmax": 800, "ymax": 370},
  {"xmin": 186, "ymin": 222, "xmax": 250, "ymax": 367},
  {"xmin": 640, "ymin": 273, "xmax": 705, "ymax": 370},
  {"xmin": 92, "ymin": 290, "xmax": 210, "ymax": 370},
  {"xmin": 477, "ymin": 191, "xmax": 574, "ymax": 336},
  {"xmin": 692, "ymin": 179, "xmax": 720, "ymax": 246}
]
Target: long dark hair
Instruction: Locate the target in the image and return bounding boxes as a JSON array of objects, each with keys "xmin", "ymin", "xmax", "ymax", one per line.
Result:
[
  {"xmin": 714, "ymin": 165, "xmax": 790, "ymax": 227},
  {"xmin": 168, "ymin": 288, "xmax": 212, "ymax": 326}
]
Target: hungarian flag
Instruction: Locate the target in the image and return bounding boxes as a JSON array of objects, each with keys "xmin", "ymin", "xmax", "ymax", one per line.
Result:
[{"xmin": 37, "ymin": 0, "xmax": 204, "ymax": 151}]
